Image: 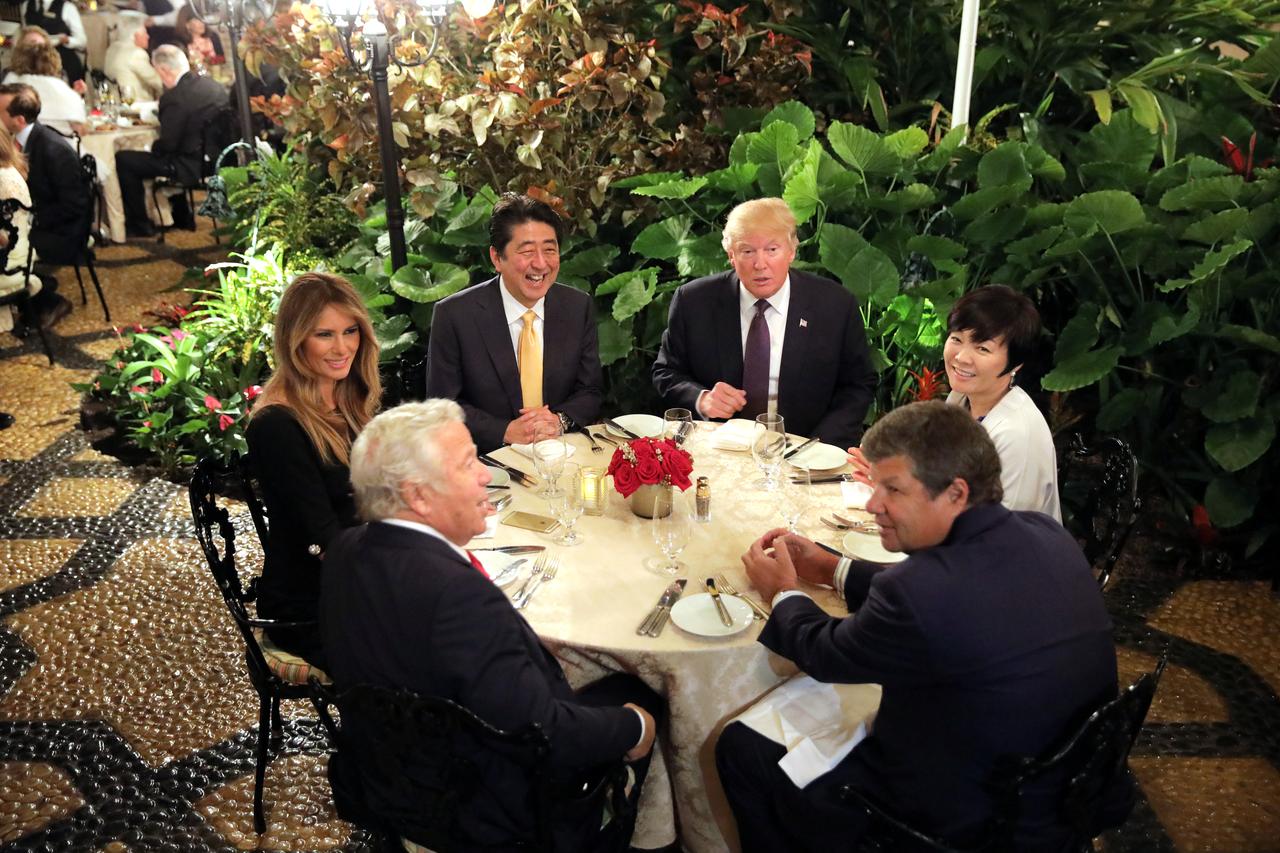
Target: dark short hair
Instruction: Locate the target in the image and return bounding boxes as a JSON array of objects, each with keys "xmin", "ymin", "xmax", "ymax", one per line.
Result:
[
  {"xmin": 862, "ymin": 401, "xmax": 1003, "ymax": 506},
  {"xmin": 0, "ymin": 83, "xmax": 40, "ymax": 122},
  {"xmin": 488, "ymin": 192, "xmax": 564, "ymax": 254},
  {"xmin": 947, "ymin": 285, "xmax": 1041, "ymax": 376}
]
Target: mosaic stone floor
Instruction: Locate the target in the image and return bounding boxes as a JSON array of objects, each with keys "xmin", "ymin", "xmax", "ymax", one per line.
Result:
[{"xmin": 0, "ymin": 221, "xmax": 1278, "ymax": 852}]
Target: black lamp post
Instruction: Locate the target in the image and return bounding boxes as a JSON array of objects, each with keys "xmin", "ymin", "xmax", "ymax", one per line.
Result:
[
  {"xmin": 319, "ymin": 0, "xmax": 452, "ymax": 272},
  {"xmin": 189, "ymin": 0, "xmax": 266, "ymax": 152}
]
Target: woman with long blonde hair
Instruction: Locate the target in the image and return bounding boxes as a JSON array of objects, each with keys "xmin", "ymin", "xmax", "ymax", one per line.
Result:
[{"xmin": 246, "ymin": 272, "xmax": 381, "ymax": 667}]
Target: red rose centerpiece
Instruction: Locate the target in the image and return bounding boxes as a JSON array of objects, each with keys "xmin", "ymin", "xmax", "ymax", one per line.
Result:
[{"xmin": 606, "ymin": 436, "xmax": 694, "ymax": 518}]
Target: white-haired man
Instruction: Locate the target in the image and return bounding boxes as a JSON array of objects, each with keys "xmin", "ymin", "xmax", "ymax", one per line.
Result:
[
  {"xmin": 103, "ymin": 23, "xmax": 162, "ymax": 101},
  {"xmin": 320, "ymin": 400, "xmax": 664, "ymax": 850},
  {"xmin": 114, "ymin": 43, "xmax": 226, "ymax": 238}
]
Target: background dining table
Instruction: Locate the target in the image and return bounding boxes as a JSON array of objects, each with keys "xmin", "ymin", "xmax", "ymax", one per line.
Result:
[
  {"xmin": 479, "ymin": 423, "xmax": 881, "ymax": 852},
  {"xmin": 79, "ymin": 120, "xmax": 166, "ymax": 243}
]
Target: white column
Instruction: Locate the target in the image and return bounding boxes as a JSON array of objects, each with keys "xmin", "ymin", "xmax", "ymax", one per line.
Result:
[{"xmin": 950, "ymin": 0, "xmax": 982, "ymax": 139}]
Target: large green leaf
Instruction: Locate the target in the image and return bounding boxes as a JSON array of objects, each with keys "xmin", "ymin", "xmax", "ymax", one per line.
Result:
[
  {"xmin": 558, "ymin": 245, "xmax": 620, "ymax": 288},
  {"xmin": 883, "ymin": 127, "xmax": 929, "ymax": 159},
  {"xmin": 949, "ymin": 186, "xmax": 1019, "ymax": 222},
  {"xmin": 1182, "ymin": 209, "xmax": 1249, "ymax": 245},
  {"xmin": 978, "ymin": 143, "xmax": 1033, "ymax": 190},
  {"xmin": 631, "ymin": 176, "xmax": 709, "ymax": 200},
  {"xmin": 906, "ymin": 235, "xmax": 966, "ymax": 262},
  {"xmin": 1024, "ymin": 145, "xmax": 1066, "ymax": 182},
  {"xmin": 868, "ymin": 184, "xmax": 936, "ymax": 214},
  {"xmin": 596, "ymin": 316, "xmax": 633, "ymax": 366},
  {"xmin": 610, "ymin": 171, "xmax": 685, "ymax": 189},
  {"xmin": 1148, "ymin": 304, "xmax": 1200, "ymax": 347},
  {"xmin": 705, "ymin": 163, "xmax": 760, "ymax": 195},
  {"xmin": 851, "ymin": 245, "xmax": 901, "ymax": 308},
  {"xmin": 632, "ymin": 215, "xmax": 693, "ymax": 261},
  {"xmin": 1077, "ymin": 109, "xmax": 1157, "ymax": 170},
  {"xmin": 1205, "ymin": 476, "xmax": 1256, "ymax": 528},
  {"xmin": 611, "ymin": 270, "xmax": 657, "ymax": 323},
  {"xmin": 1157, "ymin": 240, "xmax": 1252, "ymax": 292},
  {"xmin": 762, "ymin": 100, "xmax": 815, "ymax": 141},
  {"xmin": 818, "ymin": 222, "xmax": 871, "ymax": 293},
  {"xmin": 962, "ymin": 207, "xmax": 1027, "ymax": 246},
  {"xmin": 1063, "ymin": 191, "xmax": 1146, "ymax": 235},
  {"xmin": 820, "ymin": 171, "xmax": 865, "ymax": 211},
  {"xmin": 827, "ymin": 121, "xmax": 897, "ymax": 174},
  {"xmin": 747, "ymin": 121, "xmax": 801, "ymax": 166},
  {"xmin": 1055, "ymin": 304, "xmax": 1100, "ymax": 361},
  {"xmin": 677, "ymin": 233, "xmax": 726, "ymax": 279},
  {"xmin": 389, "ymin": 263, "xmax": 469, "ymax": 303},
  {"xmin": 1201, "ymin": 370, "xmax": 1260, "ymax": 423},
  {"xmin": 1217, "ymin": 324, "xmax": 1280, "ymax": 354},
  {"xmin": 1041, "ymin": 346, "xmax": 1121, "ymax": 391},
  {"xmin": 1205, "ymin": 417, "xmax": 1274, "ymax": 472},
  {"xmin": 782, "ymin": 141, "xmax": 822, "ymax": 225},
  {"xmin": 1158, "ymin": 176, "xmax": 1245, "ymax": 211},
  {"xmin": 1095, "ymin": 388, "xmax": 1146, "ymax": 431},
  {"xmin": 1005, "ymin": 226, "xmax": 1063, "ymax": 257}
]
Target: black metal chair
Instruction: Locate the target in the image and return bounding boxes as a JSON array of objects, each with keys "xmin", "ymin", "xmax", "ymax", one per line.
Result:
[
  {"xmin": 31, "ymin": 152, "xmax": 111, "ymax": 321},
  {"xmin": 152, "ymin": 106, "xmax": 235, "ymax": 243},
  {"xmin": 310, "ymin": 680, "xmax": 632, "ymax": 853},
  {"xmin": 1058, "ymin": 435, "xmax": 1141, "ymax": 591},
  {"xmin": 843, "ymin": 654, "xmax": 1166, "ymax": 853},
  {"xmin": 189, "ymin": 455, "xmax": 326, "ymax": 834},
  {"xmin": 0, "ymin": 197, "xmax": 54, "ymax": 364}
]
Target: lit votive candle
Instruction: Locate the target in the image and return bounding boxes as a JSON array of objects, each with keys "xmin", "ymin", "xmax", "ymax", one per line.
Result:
[{"xmin": 580, "ymin": 466, "xmax": 605, "ymax": 515}]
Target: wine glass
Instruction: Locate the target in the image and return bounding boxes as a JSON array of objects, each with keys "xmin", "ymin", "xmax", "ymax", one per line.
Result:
[
  {"xmin": 751, "ymin": 413, "xmax": 787, "ymax": 491},
  {"xmin": 546, "ymin": 463, "xmax": 585, "ymax": 546},
  {"xmin": 664, "ymin": 407, "xmax": 693, "ymax": 447},
  {"xmin": 531, "ymin": 429, "xmax": 567, "ymax": 497},
  {"xmin": 118, "ymin": 83, "xmax": 135, "ymax": 106},
  {"xmin": 650, "ymin": 488, "xmax": 691, "ymax": 575},
  {"xmin": 781, "ymin": 463, "xmax": 811, "ymax": 532}
]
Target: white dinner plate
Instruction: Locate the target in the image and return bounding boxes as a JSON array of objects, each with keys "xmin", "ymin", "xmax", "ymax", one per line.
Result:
[
  {"xmin": 787, "ymin": 442, "xmax": 847, "ymax": 471},
  {"xmin": 670, "ymin": 593, "xmax": 754, "ymax": 638},
  {"xmin": 842, "ymin": 531, "xmax": 907, "ymax": 564},
  {"xmin": 470, "ymin": 552, "xmax": 527, "ymax": 588},
  {"xmin": 607, "ymin": 414, "xmax": 664, "ymax": 439},
  {"xmin": 485, "ymin": 465, "xmax": 511, "ymax": 487}
]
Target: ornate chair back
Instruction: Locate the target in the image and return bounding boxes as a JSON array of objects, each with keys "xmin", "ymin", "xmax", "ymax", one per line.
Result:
[{"xmin": 1059, "ymin": 434, "xmax": 1141, "ymax": 590}]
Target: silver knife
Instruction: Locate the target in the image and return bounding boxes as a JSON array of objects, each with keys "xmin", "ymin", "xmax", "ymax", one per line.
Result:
[
  {"xmin": 645, "ymin": 579, "xmax": 687, "ymax": 637},
  {"xmin": 479, "ymin": 545, "xmax": 546, "ymax": 555},
  {"xmin": 480, "ymin": 454, "xmax": 539, "ymax": 488},
  {"xmin": 706, "ymin": 577, "xmax": 734, "ymax": 627},
  {"xmin": 795, "ymin": 474, "xmax": 848, "ymax": 485},
  {"xmin": 637, "ymin": 579, "xmax": 684, "ymax": 635},
  {"xmin": 604, "ymin": 417, "xmax": 640, "ymax": 440},
  {"xmin": 783, "ymin": 436, "xmax": 819, "ymax": 460}
]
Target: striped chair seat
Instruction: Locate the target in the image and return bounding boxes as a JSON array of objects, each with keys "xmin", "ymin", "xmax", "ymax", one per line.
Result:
[{"xmin": 252, "ymin": 629, "xmax": 331, "ymax": 685}]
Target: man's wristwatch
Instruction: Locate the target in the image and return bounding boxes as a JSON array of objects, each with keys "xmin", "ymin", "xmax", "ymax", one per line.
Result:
[{"xmin": 556, "ymin": 411, "xmax": 573, "ymax": 433}]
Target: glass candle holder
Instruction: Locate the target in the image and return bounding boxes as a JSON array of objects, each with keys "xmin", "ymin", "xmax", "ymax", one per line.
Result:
[{"xmin": 580, "ymin": 466, "xmax": 606, "ymax": 515}]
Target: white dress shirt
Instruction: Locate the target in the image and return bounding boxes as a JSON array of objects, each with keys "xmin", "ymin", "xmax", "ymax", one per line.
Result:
[
  {"xmin": 498, "ymin": 276, "xmax": 546, "ymax": 360},
  {"xmin": 32, "ymin": 0, "xmax": 86, "ymax": 50}
]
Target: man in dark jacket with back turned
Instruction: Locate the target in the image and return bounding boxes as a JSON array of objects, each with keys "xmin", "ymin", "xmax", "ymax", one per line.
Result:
[{"xmin": 115, "ymin": 44, "xmax": 227, "ymax": 238}]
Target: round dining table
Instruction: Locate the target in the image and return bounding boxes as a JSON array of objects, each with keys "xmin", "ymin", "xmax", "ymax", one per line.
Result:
[
  {"xmin": 477, "ymin": 422, "xmax": 881, "ymax": 853},
  {"xmin": 79, "ymin": 120, "xmax": 167, "ymax": 243}
]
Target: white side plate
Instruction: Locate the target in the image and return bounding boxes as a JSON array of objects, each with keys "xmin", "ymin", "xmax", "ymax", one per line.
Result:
[{"xmin": 670, "ymin": 593, "xmax": 754, "ymax": 637}]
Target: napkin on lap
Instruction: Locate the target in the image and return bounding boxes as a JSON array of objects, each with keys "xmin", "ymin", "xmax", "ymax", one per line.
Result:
[
  {"xmin": 710, "ymin": 418, "xmax": 758, "ymax": 451},
  {"xmin": 734, "ymin": 676, "xmax": 881, "ymax": 788}
]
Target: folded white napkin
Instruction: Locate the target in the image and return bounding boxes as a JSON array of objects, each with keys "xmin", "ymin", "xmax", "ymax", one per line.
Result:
[
  {"xmin": 710, "ymin": 418, "xmax": 758, "ymax": 451},
  {"xmin": 510, "ymin": 442, "xmax": 576, "ymax": 462},
  {"xmin": 470, "ymin": 513, "xmax": 499, "ymax": 540},
  {"xmin": 734, "ymin": 676, "xmax": 882, "ymax": 789},
  {"xmin": 842, "ymin": 480, "xmax": 873, "ymax": 509}
]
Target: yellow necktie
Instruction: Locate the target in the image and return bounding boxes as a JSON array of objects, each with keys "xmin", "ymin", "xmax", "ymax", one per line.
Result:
[{"xmin": 518, "ymin": 309, "xmax": 542, "ymax": 408}]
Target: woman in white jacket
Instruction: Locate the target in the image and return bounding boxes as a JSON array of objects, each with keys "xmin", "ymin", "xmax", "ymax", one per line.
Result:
[{"xmin": 0, "ymin": 122, "xmax": 36, "ymax": 333}]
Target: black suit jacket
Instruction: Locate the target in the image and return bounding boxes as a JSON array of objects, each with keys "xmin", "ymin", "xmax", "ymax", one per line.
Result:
[
  {"xmin": 651, "ymin": 269, "xmax": 877, "ymax": 448},
  {"xmin": 154, "ymin": 71, "xmax": 229, "ymax": 183},
  {"xmin": 24, "ymin": 122, "xmax": 87, "ymax": 241},
  {"xmin": 426, "ymin": 277, "xmax": 603, "ymax": 452},
  {"xmin": 320, "ymin": 521, "xmax": 642, "ymax": 846},
  {"xmin": 761, "ymin": 504, "xmax": 1122, "ymax": 850}
]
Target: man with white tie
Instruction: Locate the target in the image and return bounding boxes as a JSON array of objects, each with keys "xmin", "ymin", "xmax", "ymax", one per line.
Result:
[
  {"xmin": 426, "ymin": 192, "xmax": 604, "ymax": 453},
  {"xmin": 651, "ymin": 197, "xmax": 877, "ymax": 448},
  {"xmin": 717, "ymin": 401, "xmax": 1128, "ymax": 852}
]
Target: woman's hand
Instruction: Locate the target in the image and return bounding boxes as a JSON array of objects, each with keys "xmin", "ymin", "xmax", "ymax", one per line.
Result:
[{"xmin": 846, "ymin": 446, "xmax": 873, "ymax": 486}]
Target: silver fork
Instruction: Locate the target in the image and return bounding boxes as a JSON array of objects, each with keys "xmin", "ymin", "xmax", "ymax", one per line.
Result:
[
  {"xmin": 515, "ymin": 556, "xmax": 559, "ymax": 610},
  {"xmin": 511, "ymin": 553, "xmax": 547, "ymax": 604},
  {"xmin": 582, "ymin": 429, "xmax": 605, "ymax": 454},
  {"xmin": 715, "ymin": 574, "xmax": 769, "ymax": 621}
]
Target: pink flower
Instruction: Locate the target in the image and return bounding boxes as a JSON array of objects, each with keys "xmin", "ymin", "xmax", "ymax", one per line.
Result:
[
  {"xmin": 132, "ymin": 323, "xmax": 145, "ymax": 333},
  {"xmin": 142, "ymin": 420, "xmax": 151, "ymax": 428},
  {"xmin": 172, "ymin": 329, "xmax": 189, "ymax": 341},
  {"xmin": 203, "ymin": 395, "xmax": 221, "ymax": 412},
  {"xmin": 130, "ymin": 385, "xmax": 145, "ymax": 394},
  {"xmin": 151, "ymin": 368, "xmax": 163, "ymax": 384},
  {"xmin": 218, "ymin": 413, "xmax": 235, "ymax": 431},
  {"xmin": 244, "ymin": 385, "xmax": 262, "ymax": 401},
  {"xmin": 116, "ymin": 361, "xmax": 125, "ymax": 370}
]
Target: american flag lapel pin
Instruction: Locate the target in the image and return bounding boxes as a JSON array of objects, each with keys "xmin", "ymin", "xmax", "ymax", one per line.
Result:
[{"xmin": 799, "ymin": 318, "xmax": 808, "ymax": 328}]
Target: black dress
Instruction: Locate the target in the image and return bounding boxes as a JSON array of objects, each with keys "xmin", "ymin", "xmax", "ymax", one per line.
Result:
[{"xmin": 244, "ymin": 405, "xmax": 357, "ymax": 669}]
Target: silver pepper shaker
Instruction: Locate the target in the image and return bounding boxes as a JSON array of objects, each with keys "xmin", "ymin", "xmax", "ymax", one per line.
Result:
[{"xmin": 695, "ymin": 476, "xmax": 711, "ymax": 523}]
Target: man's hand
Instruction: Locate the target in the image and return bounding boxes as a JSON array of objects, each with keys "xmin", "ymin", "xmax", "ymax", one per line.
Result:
[
  {"xmin": 72, "ymin": 79, "xmax": 87, "ymax": 95},
  {"xmin": 623, "ymin": 704, "xmax": 657, "ymax": 761},
  {"xmin": 58, "ymin": 34, "xmax": 70, "ymax": 45},
  {"xmin": 502, "ymin": 407, "xmax": 560, "ymax": 445},
  {"xmin": 742, "ymin": 529, "xmax": 803, "ymax": 602},
  {"xmin": 761, "ymin": 529, "xmax": 840, "ymax": 588},
  {"xmin": 846, "ymin": 446, "xmax": 873, "ymax": 487},
  {"xmin": 697, "ymin": 381, "xmax": 747, "ymax": 419}
]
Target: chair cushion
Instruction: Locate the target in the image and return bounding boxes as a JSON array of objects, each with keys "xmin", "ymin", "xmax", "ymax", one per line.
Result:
[{"xmin": 252, "ymin": 628, "xmax": 331, "ymax": 685}]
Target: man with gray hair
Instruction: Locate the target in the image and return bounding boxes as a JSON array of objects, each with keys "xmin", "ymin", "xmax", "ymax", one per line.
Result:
[
  {"xmin": 103, "ymin": 22, "xmax": 162, "ymax": 101},
  {"xmin": 114, "ymin": 42, "xmax": 227, "ymax": 238},
  {"xmin": 718, "ymin": 401, "xmax": 1127, "ymax": 851},
  {"xmin": 320, "ymin": 400, "xmax": 664, "ymax": 850}
]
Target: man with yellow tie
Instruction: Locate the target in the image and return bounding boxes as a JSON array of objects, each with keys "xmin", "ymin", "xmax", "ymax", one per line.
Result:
[{"xmin": 426, "ymin": 193, "xmax": 604, "ymax": 453}]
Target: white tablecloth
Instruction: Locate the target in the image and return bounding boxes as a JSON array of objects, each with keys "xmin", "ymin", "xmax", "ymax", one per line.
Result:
[
  {"xmin": 480, "ymin": 424, "xmax": 879, "ymax": 852},
  {"xmin": 79, "ymin": 123, "xmax": 165, "ymax": 243}
]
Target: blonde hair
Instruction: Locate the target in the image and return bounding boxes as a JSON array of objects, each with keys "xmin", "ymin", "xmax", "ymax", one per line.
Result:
[
  {"xmin": 721, "ymin": 197, "xmax": 799, "ymax": 253},
  {"xmin": 0, "ymin": 124, "xmax": 28, "ymax": 179},
  {"xmin": 349, "ymin": 399, "xmax": 465, "ymax": 521},
  {"xmin": 253, "ymin": 272, "xmax": 382, "ymax": 464},
  {"xmin": 9, "ymin": 39, "xmax": 62, "ymax": 77}
]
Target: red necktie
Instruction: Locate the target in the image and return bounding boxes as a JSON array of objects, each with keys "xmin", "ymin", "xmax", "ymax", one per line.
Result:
[{"xmin": 466, "ymin": 550, "xmax": 490, "ymax": 578}]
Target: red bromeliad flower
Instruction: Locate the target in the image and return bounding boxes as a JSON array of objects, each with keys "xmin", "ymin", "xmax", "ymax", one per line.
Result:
[
  {"xmin": 244, "ymin": 385, "xmax": 262, "ymax": 401},
  {"xmin": 218, "ymin": 413, "xmax": 235, "ymax": 431},
  {"xmin": 1191, "ymin": 504, "xmax": 1217, "ymax": 548},
  {"xmin": 606, "ymin": 436, "xmax": 694, "ymax": 498},
  {"xmin": 203, "ymin": 395, "xmax": 221, "ymax": 412},
  {"xmin": 130, "ymin": 385, "xmax": 145, "ymax": 394},
  {"xmin": 1221, "ymin": 134, "xmax": 1273, "ymax": 182},
  {"xmin": 151, "ymin": 368, "xmax": 163, "ymax": 384},
  {"xmin": 907, "ymin": 366, "xmax": 947, "ymax": 402}
]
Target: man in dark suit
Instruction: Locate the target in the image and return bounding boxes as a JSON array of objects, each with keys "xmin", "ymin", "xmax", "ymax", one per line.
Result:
[
  {"xmin": 426, "ymin": 192, "xmax": 603, "ymax": 453},
  {"xmin": 115, "ymin": 44, "xmax": 227, "ymax": 238},
  {"xmin": 321, "ymin": 400, "xmax": 663, "ymax": 850},
  {"xmin": 719, "ymin": 401, "xmax": 1127, "ymax": 852},
  {"xmin": 0, "ymin": 82, "xmax": 77, "ymax": 328},
  {"xmin": 652, "ymin": 197, "xmax": 877, "ymax": 448}
]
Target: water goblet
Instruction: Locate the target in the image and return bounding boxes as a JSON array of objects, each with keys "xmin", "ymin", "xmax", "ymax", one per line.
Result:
[
  {"xmin": 664, "ymin": 407, "xmax": 693, "ymax": 446},
  {"xmin": 531, "ymin": 431, "xmax": 567, "ymax": 496},
  {"xmin": 650, "ymin": 488, "xmax": 691, "ymax": 575},
  {"xmin": 781, "ymin": 463, "xmax": 811, "ymax": 532},
  {"xmin": 751, "ymin": 413, "xmax": 787, "ymax": 491},
  {"xmin": 546, "ymin": 463, "xmax": 585, "ymax": 546}
]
